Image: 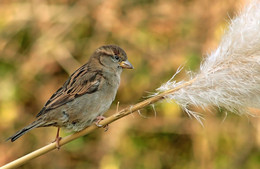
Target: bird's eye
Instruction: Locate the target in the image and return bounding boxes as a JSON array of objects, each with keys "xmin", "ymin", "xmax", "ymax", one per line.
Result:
[
  {"xmin": 112, "ymin": 55, "xmax": 120, "ymax": 62},
  {"xmin": 114, "ymin": 55, "xmax": 120, "ymax": 61}
]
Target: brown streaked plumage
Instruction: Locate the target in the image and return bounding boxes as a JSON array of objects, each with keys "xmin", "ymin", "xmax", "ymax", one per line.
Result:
[{"xmin": 7, "ymin": 45, "xmax": 133, "ymax": 147}]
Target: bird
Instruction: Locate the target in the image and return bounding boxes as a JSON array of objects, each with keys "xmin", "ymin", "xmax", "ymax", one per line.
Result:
[{"xmin": 7, "ymin": 45, "xmax": 133, "ymax": 148}]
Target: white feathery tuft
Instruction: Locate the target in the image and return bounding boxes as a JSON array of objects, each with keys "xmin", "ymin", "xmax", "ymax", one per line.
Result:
[{"xmin": 157, "ymin": 0, "xmax": 260, "ymax": 123}]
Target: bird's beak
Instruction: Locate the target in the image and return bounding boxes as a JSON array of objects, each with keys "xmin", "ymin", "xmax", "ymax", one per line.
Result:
[{"xmin": 119, "ymin": 60, "xmax": 134, "ymax": 69}]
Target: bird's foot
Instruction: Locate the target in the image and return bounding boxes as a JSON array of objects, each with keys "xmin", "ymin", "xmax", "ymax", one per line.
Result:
[
  {"xmin": 52, "ymin": 136, "xmax": 62, "ymax": 149},
  {"xmin": 52, "ymin": 127, "xmax": 62, "ymax": 149},
  {"xmin": 95, "ymin": 115, "xmax": 109, "ymax": 131}
]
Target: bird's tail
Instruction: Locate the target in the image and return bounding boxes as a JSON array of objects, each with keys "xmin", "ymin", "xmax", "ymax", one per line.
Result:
[{"xmin": 6, "ymin": 120, "xmax": 44, "ymax": 142}]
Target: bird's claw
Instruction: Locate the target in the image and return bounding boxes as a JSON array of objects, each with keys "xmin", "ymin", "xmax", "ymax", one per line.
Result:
[
  {"xmin": 95, "ymin": 123, "xmax": 103, "ymax": 127},
  {"xmin": 95, "ymin": 115, "xmax": 109, "ymax": 132},
  {"xmin": 103, "ymin": 124, "xmax": 109, "ymax": 132}
]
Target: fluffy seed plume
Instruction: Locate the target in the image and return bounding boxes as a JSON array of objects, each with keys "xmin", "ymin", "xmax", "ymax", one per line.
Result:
[{"xmin": 157, "ymin": 0, "xmax": 260, "ymax": 123}]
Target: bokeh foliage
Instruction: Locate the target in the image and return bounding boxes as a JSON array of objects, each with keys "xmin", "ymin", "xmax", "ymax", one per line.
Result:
[{"xmin": 0, "ymin": 0, "xmax": 259, "ymax": 169}]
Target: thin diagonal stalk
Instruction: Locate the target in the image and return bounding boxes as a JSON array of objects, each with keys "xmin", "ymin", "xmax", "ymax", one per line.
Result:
[{"xmin": 0, "ymin": 79, "xmax": 195, "ymax": 169}]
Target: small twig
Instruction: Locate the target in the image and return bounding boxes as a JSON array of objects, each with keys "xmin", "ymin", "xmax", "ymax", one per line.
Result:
[
  {"xmin": 116, "ymin": 101, "xmax": 120, "ymax": 113},
  {"xmin": 151, "ymin": 104, "xmax": 157, "ymax": 117},
  {"xmin": 0, "ymin": 79, "xmax": 195, "ymax": 169}
]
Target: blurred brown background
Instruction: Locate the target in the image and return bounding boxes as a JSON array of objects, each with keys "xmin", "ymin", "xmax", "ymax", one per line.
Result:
[{"xmin": 0, "ymin": 0, "xmax": 259, "ymax": 169}]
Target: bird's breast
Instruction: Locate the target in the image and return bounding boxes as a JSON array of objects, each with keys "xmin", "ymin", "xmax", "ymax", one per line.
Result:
[{"xmin": 61, "ymin": 74, "xmax": 120, "ymax": 131}]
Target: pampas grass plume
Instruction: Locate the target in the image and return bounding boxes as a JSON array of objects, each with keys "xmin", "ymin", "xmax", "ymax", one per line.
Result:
[{"xmin": 157, "ymin": 0, "xmax": 260, "ymax": 123}]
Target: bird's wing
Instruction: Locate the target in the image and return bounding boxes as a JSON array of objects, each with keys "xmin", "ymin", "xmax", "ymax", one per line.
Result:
[{"xmin": 36, "ymin": 66, "xmax": 103, "ymax": 117}]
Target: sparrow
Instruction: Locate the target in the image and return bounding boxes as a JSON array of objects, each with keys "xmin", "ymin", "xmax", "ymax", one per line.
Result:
[{"xmin": 7, "ymin": 45, "xmax": 133, "ymax": 147}]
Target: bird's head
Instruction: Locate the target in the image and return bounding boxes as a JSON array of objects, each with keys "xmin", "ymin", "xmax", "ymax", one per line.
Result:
[{"xmin": 91, "ymin": 45, "xmax": 133, "ymax": 71}]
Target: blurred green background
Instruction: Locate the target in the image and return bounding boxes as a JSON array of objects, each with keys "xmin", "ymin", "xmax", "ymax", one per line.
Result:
[{"xmin": 0, "ymin": 0, "xmax": 259, "ymax": 169}]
